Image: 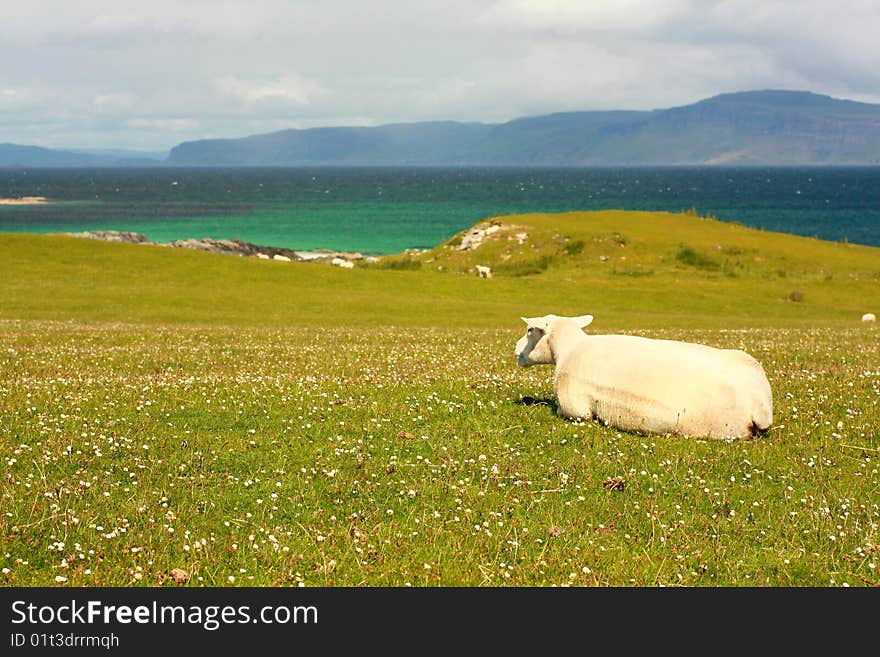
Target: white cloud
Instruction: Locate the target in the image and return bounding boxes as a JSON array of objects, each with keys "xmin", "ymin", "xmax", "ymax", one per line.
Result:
[
  {"xmin": 0, "ymin": 87, "xmax": 37, "ymax": 110},
  {"xmin": 1, "ymin": 0, "xmax": 878, "ymax": 149},
  {"xmin": 93, "ymin": 92, "xmax": 139, "ymax": 113},
  {"xmin": 479, "ymin": 0, "xmax": 691, "ymax": 35},
  {"xmin": 216, "ymin": 75, "xmax": 321, "ymax": 106},
  {"xmin": 125, "ymin": 118, "xmax": 201, "ymax": 131}
]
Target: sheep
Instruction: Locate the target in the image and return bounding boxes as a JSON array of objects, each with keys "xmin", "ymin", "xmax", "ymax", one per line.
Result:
[
  {"xmin": 331, "ymin": 257, "xmax": 354, "ymax": 269},
  {"xmin": 862, "ymin": 313, "xmax": 876, "ymax": 323},
  {"xmin": 273, "ymin": 254, "xmax": 291, "ymax": 262},
  {"xmin": 514, "ymin": 314, "xmax": 773, "ymax": 440},
  {"xmin": 476, "ymin": 265, "xmax": 492, "ymax": 279}
]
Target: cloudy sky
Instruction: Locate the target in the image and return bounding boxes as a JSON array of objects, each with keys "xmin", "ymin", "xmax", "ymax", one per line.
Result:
[{"xmin": 3, "ymin": 0, "xmax": 879, "ymax": 151}]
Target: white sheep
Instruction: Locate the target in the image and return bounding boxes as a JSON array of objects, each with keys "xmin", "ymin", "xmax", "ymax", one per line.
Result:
[
  {"xmin": 476, "ymin": 265, "xmax": 492, "ymax": 279},
  {"xmin": 862, "ymin": 312, "xmax": 876, "ymax": 323},
  {"xmin": 514, "ymin": 314, "xmax": 773, "ymax": 440},
  {"xmin": 273, "ymin": 254, "xmax": 291, "ymax": 262}
]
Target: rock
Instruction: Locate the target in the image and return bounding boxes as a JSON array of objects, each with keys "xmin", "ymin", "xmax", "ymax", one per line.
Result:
[
  {"xmin": 170, "ymin": 238, "xmax": 214, "ymax": 252},
  {"xmin": 459, "ymin": 228, "xmax": 485, "ymax": 250},
  {"xmin": 459, "ymin": 222, "xmax": 524, "ymax": 250},
  {"xmin": 66, "ymin": 230, "xmax": 149, "ymax": 244},
  {"xmin": 64, "ymin": 231, "xmax": 365, "ymax": 263},
  {"xmin": 293, "ymin": 251, "xmax": 328, "ymax": 262},
  {"xmin": 331, "ymin": 257, "xmax": 354, "ymax": 269}
]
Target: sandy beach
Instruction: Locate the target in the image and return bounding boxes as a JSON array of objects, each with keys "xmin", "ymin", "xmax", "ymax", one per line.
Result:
[{"xmin": 0, "ymin": 196, "xmax": 50, "ymax": 205}]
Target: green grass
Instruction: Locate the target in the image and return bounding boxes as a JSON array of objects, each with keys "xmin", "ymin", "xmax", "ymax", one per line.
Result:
[
  {"xmin": 675, "ymin": 243, "xmax": 720, "ymax": 271},
  {"xmin": 1, "ymin": 210, "xmax": 878, "ymax": 587},
  {"xmin": 3, "ymin": 208, "xmax": 878, "ymax": 329}
]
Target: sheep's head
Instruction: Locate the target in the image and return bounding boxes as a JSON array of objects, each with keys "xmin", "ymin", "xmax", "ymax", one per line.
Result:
[{"xmin": 514, "ymin": 314, "xmax": 593, "ymax": 367}]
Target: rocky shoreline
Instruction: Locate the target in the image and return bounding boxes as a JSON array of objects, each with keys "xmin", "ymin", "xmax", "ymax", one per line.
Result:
[{"xmin": 65, "ymin": 230, "xmax": 373, "ymax": 263}]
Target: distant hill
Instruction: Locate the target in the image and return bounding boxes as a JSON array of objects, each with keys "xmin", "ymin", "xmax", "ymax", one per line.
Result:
[
  {"xmin": 168, "ymin": 90, "xmax": 880, "ymax": 166},
  {"xmin": 7, "ymin": 90, "xmax": 880, "ymax": 167},
  {"xmin": 167, "ymin": 90, "xmax": 880, "ymax": 166},
  {"xmin": 481, "ymin": 91, "xmax": 880, "ymax": 165},
  {"xmin": 168, "ymin": 121, "xmax": 492, "ymax": 166},
  {"xmin": 0, "ymin": 143, "xmax": 103, "ymax": 167},
  {"xmin": 0, "ymin": 143, "xmax": 166, "ymax": 168},
  {"xmin": 68, "ymin": 148, "xmax": 168, "ymax": 166}
]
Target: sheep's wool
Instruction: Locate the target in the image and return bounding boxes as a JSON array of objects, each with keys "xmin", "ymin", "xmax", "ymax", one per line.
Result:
[{"xmin": 515, "ymin": 314, "xmax": 773, "ymax": 440}]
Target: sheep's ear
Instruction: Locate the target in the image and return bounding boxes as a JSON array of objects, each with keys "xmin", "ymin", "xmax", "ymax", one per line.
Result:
[
  {"xmin": 573, "ymin": 315, "xmax": 594, "ymax": 329},
  {"xmin": 521, "ymin": 316, "xmax": 550, "ymax": 331}
]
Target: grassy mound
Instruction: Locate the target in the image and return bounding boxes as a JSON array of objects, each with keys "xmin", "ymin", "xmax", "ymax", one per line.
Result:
[{"xmin": 2, "ymin": 209, "xmax": 878, "ymax": 328}]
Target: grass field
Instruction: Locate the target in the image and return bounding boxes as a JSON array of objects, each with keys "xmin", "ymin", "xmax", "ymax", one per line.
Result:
[{"xmin": 1, "ymin": 210, "xmax": 878, "ymax": 587}]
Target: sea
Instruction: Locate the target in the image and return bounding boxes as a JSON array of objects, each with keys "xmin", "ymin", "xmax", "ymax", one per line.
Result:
[{"xmin": 1, "ymin": 166, "xmax": 878, "ymax": 254}]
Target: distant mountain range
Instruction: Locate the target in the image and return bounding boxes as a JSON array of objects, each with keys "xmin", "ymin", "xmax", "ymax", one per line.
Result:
[
  {"xmin": 5, "ymin": 90, "xmax": 880, "ymax": 167},
  {"xmin": 0, "ymin": 143, "xmax": 166, "ymax": 167}
]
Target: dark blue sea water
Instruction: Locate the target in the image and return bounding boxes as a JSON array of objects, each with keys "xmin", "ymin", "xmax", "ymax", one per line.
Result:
[{"xmin": 1, "ymin": 166, "xmax": 878, "ymax": 254}]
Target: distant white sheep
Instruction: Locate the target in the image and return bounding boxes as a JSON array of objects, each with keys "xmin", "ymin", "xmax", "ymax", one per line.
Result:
[
  {"xmin": 256, "ymin": 253, "xmax": 270, "ymax": 260},
  {"xmin": 514, "ymin": 314, "xmax": 773, "ymax": 440},
  {"xmin": 273, "ymin": 254, "xmax": 291, "ymax": 262},
  {"xmin": 331, "ymin": 257, "xmax": 354, "ymax": 269},
  {"xmin": 476, "ymin": 265, "xmax": 492, "ymax": 279},
  {"xmin": 862, "ymin": 312, "xmax": 876, "ymax": 323}
]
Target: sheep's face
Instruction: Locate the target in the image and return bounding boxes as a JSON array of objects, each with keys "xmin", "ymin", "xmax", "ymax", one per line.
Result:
[
  {"xmin": 515, "ymin": 314, "xmax": 594, "ymax": 367},
  {"xmin": 515, "ymin": 325, "xmax": 554, "ymax": 367}
]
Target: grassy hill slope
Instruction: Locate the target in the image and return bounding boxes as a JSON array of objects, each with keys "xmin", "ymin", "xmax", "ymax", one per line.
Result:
[
  {"xmin": 2, "ymin": 210, "xmax": 877, "ymax": 329},
  {"xmin": 375, "ymin": 210, "xmax": 879, "ymax": 325}
]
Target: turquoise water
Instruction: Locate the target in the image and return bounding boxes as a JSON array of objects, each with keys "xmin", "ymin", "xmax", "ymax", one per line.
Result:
[{"xmin": 1, "ymin": 166, "xmax": 878, "ymax": 253}]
